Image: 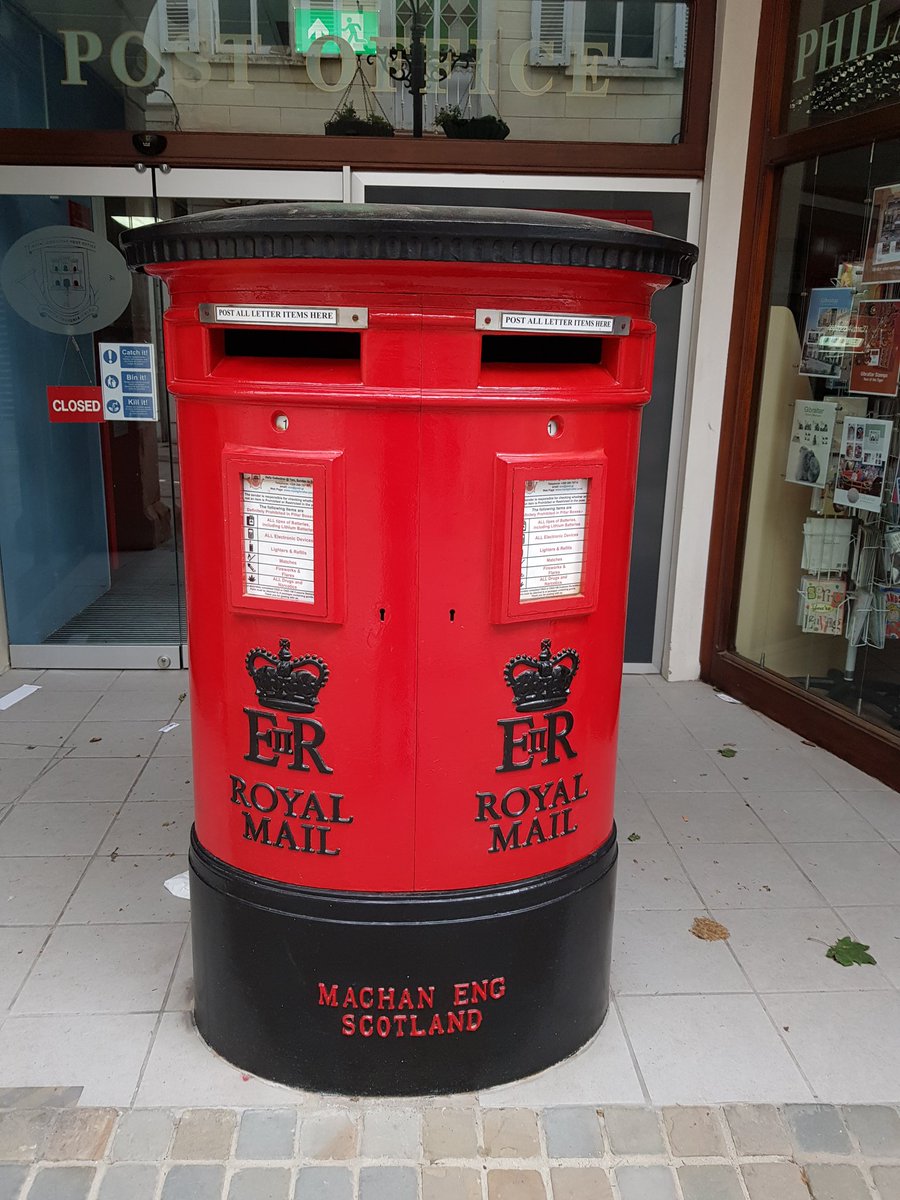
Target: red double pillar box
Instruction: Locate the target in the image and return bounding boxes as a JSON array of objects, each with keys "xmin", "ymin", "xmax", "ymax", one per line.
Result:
[{"xmin": 123, "ymin": 205, "xmax": 696, "ymax": 1095}]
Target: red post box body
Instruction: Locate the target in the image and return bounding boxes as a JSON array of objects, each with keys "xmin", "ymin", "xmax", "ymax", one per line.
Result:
[{"xmin": 124, "ymin": 206, "xmax": 696, "ymax": 1095}]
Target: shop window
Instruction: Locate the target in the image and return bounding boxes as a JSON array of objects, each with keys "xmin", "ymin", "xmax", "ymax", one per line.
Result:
[
  {"xmin": 4, "ymin": 0, "xmax": 696, "ymax": 143},
  {"xmin": 735, "ymin": 139, "xmax": 900, "ymax": 735}
]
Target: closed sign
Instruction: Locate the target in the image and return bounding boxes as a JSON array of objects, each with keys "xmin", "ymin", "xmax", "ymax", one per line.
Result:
[{"xmin": 47, "ymin": 385, "xmax": 104, "ymax": 423}]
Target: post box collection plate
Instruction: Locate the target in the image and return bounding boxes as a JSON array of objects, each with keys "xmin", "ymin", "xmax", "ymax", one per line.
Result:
[
  {"xmin": 475, "ymin": 309, "xmax": 631, "ymax": 335},
  {"xmin": 122, "ymin": 203, "xmax": 697, "ymax": 1096},
  {"xmin": 199, "ymin": 303, "xmax": 369, "ymax": 328}
]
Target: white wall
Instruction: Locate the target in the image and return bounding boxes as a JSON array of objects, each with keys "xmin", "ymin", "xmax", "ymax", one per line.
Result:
[{"xmin": 661, "ymin": 0, "xmax": 763, "ymax": 681}]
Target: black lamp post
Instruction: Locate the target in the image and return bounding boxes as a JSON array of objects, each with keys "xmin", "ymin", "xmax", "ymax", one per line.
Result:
[{"xmin": 380, "ymin": 0, "xmax": 475, "ymax": 138}]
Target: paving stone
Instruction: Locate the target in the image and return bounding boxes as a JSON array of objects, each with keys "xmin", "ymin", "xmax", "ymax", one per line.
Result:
[
  {"xmin": 25, "ymin": 1166, "xmax": 95, "ymax": 1200},
  {"xmin": 160, "ymin": 1164, "xmax": 227, "ymax": 1200},
  {"xmin": 543, "ymin": 1108, "xmax": 603, "ymax": 1158},
  {"xmin": 549, "ymin": 1166, "xmax": 613, "ymax": 1199},
  {"xmin": 602, "ymin": 1107, "xmax": 665, "ymax": 1155},
  {"xmin": 0, "ymin": 1091, "xmax": 81, "ymax": 1111},
  {"xmin": 0, "ymin": 1166, "xmax": 27, "ymax": 1200},
  {"xmin": 97, "ymin": 1164, "xmax": 159, "ymax": 1200},
  {"xmin": 237, "ymin": 1110, "xmax": 297, "ymax": 1160},
  {"xmin": 294, "ymin": 1166, "xmax": 353, "ymax": 1200},
  {"xmin": 172, "ymin": 1109, "xmax": 236, "ymax": 1160},
  {"xmin": 662, "ymin": 1108, "xmax": 726, "ymax": 1157},
  {"xmin": 615, "ymin": 1165, "xmax": 678, "ymax": 1200},
  {"xmin": 804, "ymin": 1164, "xmax": 871, "ymax": 1200},
  {"xmin": 724, "ymin": 1105, "xmax": 792, "ymax": 1157},
  {"xmin": 422, "ymin": 1166, "xmax": 483, "ymax": 1200},
  {"xmin": 482, "ymin": 1109, "xmax": 541, "ymax": 1158},
  {"xmin": 0, "ymin": 1112, "xmax": 54, "ymax": 1162},
  {"xmin": 741, "ymin": 1162, "xmax": 811, "ymax": 1200},
  {"xmin": 228, "ymin": 1166, "xmax": 291, "ymax": 1200},
  {"xmin": 45, "ymin": 1108, "xmax": 118, "ymax": 1161},
  {"xmin": 358, "ymin": 1165, "xmax": 418, "ymax": 1200},
  {"xmin": 842, "ymin": 1105, "xmax": 900, "ymax": 1157},
  {"xmin": 487, "ymin": 1169, "xmax": 547, "ymax": 1200},
  {"xmin": 677, "ymin": 1164, "xmax": 744, "ymax": 1200},
  {"xmin": 872, "ymin": 1165, "xmax": 900, "ymax": 1199},
  {"xmin": 109, "ymin": 1109, "xmax": 175, "ymax": 1161},
  {"xmin": 359, "ymin": 1109, "xmax": 420, "ymax": 1159},
  {"xmin": 297, "ymin": 1110, "xmax": 355, "ymax": 1160},
  {"xmin": 423, "ymin": 1109, "xmax": 478, "ymax": 1161},
  {"xmin": 784, "ymin": 1105, "xmax": 853, "ymax": 1156}
]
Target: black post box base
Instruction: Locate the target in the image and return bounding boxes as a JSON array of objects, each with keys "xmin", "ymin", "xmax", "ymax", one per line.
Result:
[{"xmin": 189, "ymin": 828, "xmax": 618, "ymax": 1096}]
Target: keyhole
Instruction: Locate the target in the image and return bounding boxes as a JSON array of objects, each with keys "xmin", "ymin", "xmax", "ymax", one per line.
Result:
[
  {"xmin": 449, "ymin": 609, "xmax": 456, "ymax": 622},
  {"xmin": 379, "ymin": 608, "xmax": 386, "ymax": 622}
]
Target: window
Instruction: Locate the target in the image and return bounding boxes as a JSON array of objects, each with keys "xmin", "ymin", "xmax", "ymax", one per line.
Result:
[
  {"xmin": 530, "ymin": 0, "xmax": 687, "ymax": 72},
  {"xmin": 212, "ymin": 0, "xmax": 290, "ymax": 53},
  {"xmin": 585, "ymin": 1, "xmax": 658, "ymax": 66}
]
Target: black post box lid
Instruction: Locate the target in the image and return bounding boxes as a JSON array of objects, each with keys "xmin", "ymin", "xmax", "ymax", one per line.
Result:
[{"xmin": 121, "ymin": 202, "xmax": 697, "ymax": 285}]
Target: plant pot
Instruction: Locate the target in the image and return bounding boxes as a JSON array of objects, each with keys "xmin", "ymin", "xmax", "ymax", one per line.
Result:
[
  {"xmin": 324, "ymin": 119, "xmax": 394, "ymax": 137},
  {"xmin": 440, "ymin": 117, "xmax": 510, "ymax": 140}
]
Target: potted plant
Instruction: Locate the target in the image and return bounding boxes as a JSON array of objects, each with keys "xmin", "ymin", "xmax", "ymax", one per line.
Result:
[
  {"xmin": 434, "ymin": 104, "xmax": 510, "ymax": 140},
  {"xmin": 325, "ymin": 102, "xmax": 394, "ymax": 137}
]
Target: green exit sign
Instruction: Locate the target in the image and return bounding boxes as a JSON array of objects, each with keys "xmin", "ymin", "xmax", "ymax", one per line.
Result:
[{"xmin": 295, "ymin": 8, "xmax": 379, "ymax": 54}]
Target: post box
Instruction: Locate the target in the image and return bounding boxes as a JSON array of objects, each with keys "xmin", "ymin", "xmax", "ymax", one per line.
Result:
[{"xmin": 122, "ymin": 204, "xmax": 697, "ymax": 1095}]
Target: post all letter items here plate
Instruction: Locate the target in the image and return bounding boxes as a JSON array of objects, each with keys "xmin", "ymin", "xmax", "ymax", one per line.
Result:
[{"xmin": 475, "ymin": 310, "xmax": 631, "ymax": 335}]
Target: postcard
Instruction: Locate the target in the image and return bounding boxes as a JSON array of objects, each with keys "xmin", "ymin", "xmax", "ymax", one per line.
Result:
[
  {"xmin": 862, "ymin": 183, "xmax": 900, "ymax": 284},
  {"xmin": 848, "ymin": 299, "xmax": 900, "ymax": 396},
  {"xmin": 785, "ymin": 399, "xmax": 837, "ymax": 488},
  {"xmin": 834, "ymin": 417, "xmax": 894, "ymax": 513},
  {"xmin": 799, "ymin": 287, "xmax": 854, "ymax": 378}
]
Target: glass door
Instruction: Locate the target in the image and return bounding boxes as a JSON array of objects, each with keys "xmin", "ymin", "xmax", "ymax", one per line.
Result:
[{"xmin": 0, "ymin": 167, "xmax": 185, "ymax": 668}]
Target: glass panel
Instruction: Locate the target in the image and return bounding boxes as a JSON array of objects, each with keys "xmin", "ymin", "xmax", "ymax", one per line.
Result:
[
  {"xmin": 735, "ymin": 139, "xmax": 900, "ymax": 739},
  {"xmin": 621, "ymin": 1, "xmax": 658, "ymax": 60},
  {"xmin": 584, "ymin": 1, "xmax": 620, "ymax": 55},
  {"xmin": 0, "ymin": 0, "xmax": 689, "ymax": 143},
  {"xmin": 0, "ymin": 193, "xmax": 186, "ymax": 655},
  {"xmin": 218, "ymin": 0, "xmax": 254, "ymax": 40},
  {"xmin": 258, "ymin": 0, "xmax": 290, "ymax": 47},
  {"xmin": 785, "ymin": 0, "xmax": 900, "ymax": 133}
]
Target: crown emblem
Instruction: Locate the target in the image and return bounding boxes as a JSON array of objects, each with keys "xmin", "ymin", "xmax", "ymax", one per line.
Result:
[
  {"xmin": 245, "ymin": 639, "xmax": 329, "ymax": 713},
  {"xmin": 503, "ymin": 639, "xmax": 579, "ymax": 713}
]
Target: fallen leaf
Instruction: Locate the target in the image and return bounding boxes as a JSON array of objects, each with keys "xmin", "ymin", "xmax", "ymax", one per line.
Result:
[
  {"xmin": 826, "ymin": 936, "xmax": 876, "ymax": 967},
  {"xmin": 802, "ymin": 739, "xmax": 816, "ymax": 747},
  {"xmin": 626, "ymin": 832, "xmax": 641, "ymax": 842},
  {"xmin": 718, "ymin": 746, "xmax": 737, "ymax": 758},
  {"xmin": 690, "ymin": 916, "xmax": 730, "ymax": 941},
  {"xmin": 178, "ymin": 692, "xmax": 187, "ymax": 702},
  {"xmin": 109, "ymin": 847, "xmax": 119, "ymax": 862},
  {"xmin": 89, "ymin": 736, "xmax": 102, "ymax": 743}
]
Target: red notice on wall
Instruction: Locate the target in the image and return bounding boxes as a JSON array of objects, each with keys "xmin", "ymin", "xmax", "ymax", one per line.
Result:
[{"xmin": 47, "ymin": 386, "xmax": 104, "ymax": 423}]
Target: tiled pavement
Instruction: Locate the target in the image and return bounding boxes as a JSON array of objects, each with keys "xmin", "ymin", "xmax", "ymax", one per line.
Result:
[
  {"xmin": 0, "ymin": 666, "xmax": 899, "ymax": 1194},
  {"xmin": 2, "ymin": 1095, "xmax": 900, "ymax": 1198}
]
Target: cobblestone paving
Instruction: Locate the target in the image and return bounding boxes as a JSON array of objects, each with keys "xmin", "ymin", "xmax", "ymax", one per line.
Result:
[{"xmin": 3, "ymin": 1092, "xmax": 900, "ymax": 1198}]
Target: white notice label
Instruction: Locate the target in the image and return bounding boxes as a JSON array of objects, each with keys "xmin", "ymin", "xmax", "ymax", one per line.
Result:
[
  {"xmin": 215, "ymin": 306, "xmax": 337, "ymax": 326},
  {"xmin": 520, "ymin": 478, "xmax": 589, "ymax": 603},
  {"xmin": 242, "ymin": 474, "xmax": 315, "ymax": 603},
  {"xmin": 500, "ymin": 312, "xmax": 620, "ymax": 334}
]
